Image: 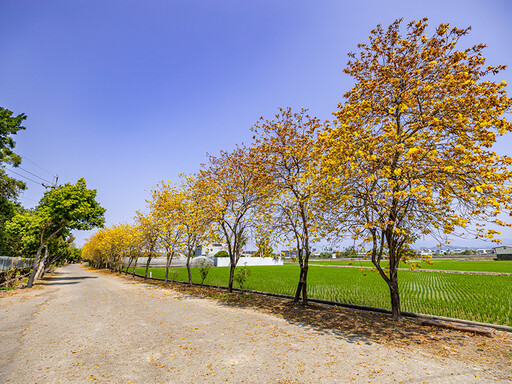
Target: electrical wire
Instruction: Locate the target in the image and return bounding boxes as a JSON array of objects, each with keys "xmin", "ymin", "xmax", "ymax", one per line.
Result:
[
  {"xmin": 5, "ymin": 168, "xmax": 45, "ymax": 186},
  {"xmin": 14, "ymin": 152, "xmax": 55, "ymax": 177},
  {"xmin": 6, "ymin": 166, "xmax": 53, "ymax": 184}
]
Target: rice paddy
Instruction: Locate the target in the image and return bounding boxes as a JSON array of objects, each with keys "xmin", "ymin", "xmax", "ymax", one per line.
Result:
[{"xmin": 306, "ymin": 259, "xmax": 512, "ymax": 273}]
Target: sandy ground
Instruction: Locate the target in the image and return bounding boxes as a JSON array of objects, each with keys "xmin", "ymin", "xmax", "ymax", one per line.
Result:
[{"xmin": 1, "ymin": 264, "xmax": 510, "ymax": 384}]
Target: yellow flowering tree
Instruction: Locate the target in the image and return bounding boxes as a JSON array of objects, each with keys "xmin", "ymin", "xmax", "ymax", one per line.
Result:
[
  {"xmin": 82, "ymin": 228, "xmax": 107, "ymax": 269},
  {"xmin": 148, "ymin": 181, "xmax": 185, "ymax": 282},
  {"xmin": 175, "ymin": 174, "xmax": 212, "ymax": 284},
  {"xmin": 135, "ymin": 211, "xmax": 160, "ymax": 278},
  {"xmin": 251, "ymin": 108, "xmax": 328, "ymax": 304},
  {"xmin": 318, "ymin": 18, "xmax": 512, "ymax": 319},
  {"xmin": 120, "ymin": 223, "xmax": 143, "ymax": 275},
  {"xmin": 82, "ymin": 223, "xmax": 141, "ymax": 273},
  {"xmin": 200, "ymin": 146, "xmax": 268, "ymax": 292}
]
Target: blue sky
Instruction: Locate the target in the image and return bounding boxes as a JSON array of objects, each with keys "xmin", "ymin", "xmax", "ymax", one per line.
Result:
[{"xmin": 1, "ymin": 0, "xmax": 511, "ymax": 248}]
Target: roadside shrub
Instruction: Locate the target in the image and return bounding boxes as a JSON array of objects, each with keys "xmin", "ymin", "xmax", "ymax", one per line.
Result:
[
  {"xmin": 234, "ymin": 265, "xmax": 251, "ymax": 291},
  {"xmin": 198, "ymin": 260, "xmax": 211, "ymax": 285}
]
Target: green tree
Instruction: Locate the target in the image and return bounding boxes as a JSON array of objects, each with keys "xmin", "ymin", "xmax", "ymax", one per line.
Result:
[
  {"xmin": 214, "ymin": 250, "xmax": 229, "ymax": 257},
  {"xmin": 0, "ymin": 107, "xmax": 27, "ymax": 253},
  {"xmin": 5, "ymin": 209, "xmax": 40, "ymax": 257},
  {"xmin": 23, "ymin": 178, "xmax": 105, "ymax": 287},
  {"xmin": 0, "ymin": 107, "xmax": 26, "ymax": 163}
]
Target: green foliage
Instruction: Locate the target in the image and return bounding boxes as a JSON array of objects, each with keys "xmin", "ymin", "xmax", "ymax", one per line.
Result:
[
  {"xmin": 0, "ymin": 107, "xmax": 27, "ymax": 254},
  {"xmin": 198, "ymin": 260, "xmax": 211, "ymax": 285},
  {"xmin": 0, "ymin": 200, "xmax": 23, "ymax": 255},
  {"xmin": 234, "ymin": 264, "xmax": 251, "ymax": 291},
  {"xmin": 36, "ymin": 178, "xmax": 105, "ymax": 231},
  {"xmin": 68, "ymin": 246, "xmax": 81, "ymax": 261},
  {"xmin": 5, "ymin": 210, "xmax": 42, "ymax": 257},
  {"xmin": 0, "ymin": 107, "xmax": 25, "ymax": 165},
  {"xmin": 6, "ymin": 178, "xmax": 105, "ymax": 278},
  {"xmin": 215, "ymin": 250, "xmax": 229, "ymax": 257},
  {"xmin": 339, "ymin": 247, "xmax": 357, "ymax": 258}
]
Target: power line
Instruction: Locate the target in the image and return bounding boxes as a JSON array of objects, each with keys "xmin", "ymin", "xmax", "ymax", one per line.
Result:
[
  {"xmin": 14, "ymin": 152, "xmax": 55, "ymax": 177},
  {"xmin": 8, "ymin": 166, "xmax": 52, "ymax": 184},
  {"xmin": 5, "ymin": 168, "xmax": 45, "ymax": 187}
]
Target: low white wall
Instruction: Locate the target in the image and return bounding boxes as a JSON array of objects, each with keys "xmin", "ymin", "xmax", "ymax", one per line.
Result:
[
  {"xmin": 214, "ymin": 256, "xmax": 283, "ymax": 267},
  {"xmin": 126, "ymin": 256, "xmax": 284, "ymax": 268},
  {"xmin": 126, "ymin": 256, "xmax": 188, "ymax": 268}
]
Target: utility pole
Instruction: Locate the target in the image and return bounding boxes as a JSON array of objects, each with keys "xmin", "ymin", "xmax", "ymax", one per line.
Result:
[{"xmin": 42, "ymin": 175, "xmax": 58, "ymax": 190}]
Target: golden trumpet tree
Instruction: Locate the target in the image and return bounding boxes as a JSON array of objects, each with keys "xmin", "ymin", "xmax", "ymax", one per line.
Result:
[
  {"xmin": 120, "ymin": 223, "xmax": 143, "ymax": 275},
  {"xmin": 82, "ymin": 228, "xmax": 107, "ymax": 269},
  {"xmin": 200, "ymin": 146, "xmax": 268, "ymax": 292},
  {"xmin": 175, "ymin": 174, "xmax": 212, "ymax": 284},
  {"xmin": 251, "ymin": 107, "xmax": 327, "ymax": 304},
  {"xmin": 135, "ymin": 211, "xmax": 160, "ymax": 278},
  {"xmin": 102, "ymin": 224, "xmax": 126, "ymax": 272},
  {"xmin": 148, "ymin": 181, "xmax": 185, "ymax": 282},
  {"xmin": 318, "ymin": 18, "xmax": 512, "ymax": 319},
  {"xmin": 82, "ymin": 223, "xmax": 141, "ymax": 272}
]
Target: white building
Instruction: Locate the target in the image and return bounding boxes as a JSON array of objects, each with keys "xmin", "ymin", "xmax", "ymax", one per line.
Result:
[{"xmin": 195, "ymin": 244, "xmax": 228, "ymax": 256}]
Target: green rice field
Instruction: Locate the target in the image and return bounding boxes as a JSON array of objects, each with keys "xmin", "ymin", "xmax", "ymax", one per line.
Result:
[
  {"xmin": 305, "ymin": 259, "xmax": 512, "ymax": 273},
  {"xmin": 129, "ymin": 263, "xmax": 512, "ymax": 327}
]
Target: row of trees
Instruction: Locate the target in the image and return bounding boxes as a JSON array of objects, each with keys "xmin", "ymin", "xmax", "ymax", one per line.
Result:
[{"xmin": 83, "ymin": 18, "xmax": 512, "ymax": 320}]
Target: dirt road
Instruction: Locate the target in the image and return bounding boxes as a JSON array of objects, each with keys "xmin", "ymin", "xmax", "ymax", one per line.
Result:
[{"xmin": 0, "ymin": 264, "xmax": 508, "ymax": 383}]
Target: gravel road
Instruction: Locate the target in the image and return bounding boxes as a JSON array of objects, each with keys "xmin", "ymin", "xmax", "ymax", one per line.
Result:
[{"xmin": 0, "ymin": 264, "xmax": 507, "ymax": 383}]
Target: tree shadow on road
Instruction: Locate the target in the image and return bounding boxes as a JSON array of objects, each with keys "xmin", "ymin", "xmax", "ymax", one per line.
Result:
[
  {"xmin": 46, "ymin": 276, "xmax": 98, "ymax": 281},
  {"xmin": 41, "ymin": 274, "xmax": 98, "ymax": 286},
  {"xmin": 115, "ymin": 272, "xmax": 512, "ymax": 376}
]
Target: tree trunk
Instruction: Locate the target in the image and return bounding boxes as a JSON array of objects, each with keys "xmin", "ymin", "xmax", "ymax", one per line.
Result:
[
  {"xmin": 294, "ymin": 269, "xmax": 304, "ymax": 302},
  {"xmin": 228, "ymin": 263, "xmax": 235, "ymax": 293},
  {"xmin": 132, "ymin": 256, "xmax": 138, "ymax": 276},
  {"xmin": 115, "ymin": 256, "xmax": 122, "ymax": 272},
  {"xmin": 300, "ymin": 265, "xmax": 309, "ymax": 305},
  {"xmin": 144, "ymin": 255, "xmax": 152, "ymax": 278},
  {"xmin": 293, "ymin": 248, "xmax": 310, "ymax": 305},
  {"xmin": 294, "ymin": 266, "xmax": 309, "ymax": 305},
  {"xmin": 27, "ymin": 244, "xmax": 46, "ymax": 288},
  {"xmin": 165, "ymin": 251, "xmax": 172, "ymax": 283},
  {"xmin": 126, "ymin": 257, "xmax": 133, "ymax": 272},
  {"xmin": 34, "ymin": 246, "xmax": 49, "ymax": 281},
  {"xmin": 186, "ymin": 251, "xmax": 192, "ymax": 284},
  {"xmin": 40, "ymin": 247, "xmax": 56, "ymax": 279},
  {"xmin": 387, "ymin": 276, "xmax": 401, "ymax": 320},
  {"xmin": 166, "ymin": 254, "xmax": 175, "ymax": 282}
]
